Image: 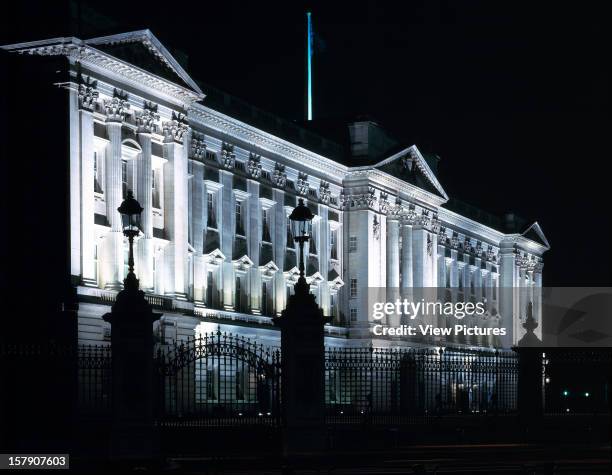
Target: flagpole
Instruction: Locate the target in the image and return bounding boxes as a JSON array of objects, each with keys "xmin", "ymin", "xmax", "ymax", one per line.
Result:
[{"xmin": 306, "ymin": 11, "xmax": 313, "ymax": 121}]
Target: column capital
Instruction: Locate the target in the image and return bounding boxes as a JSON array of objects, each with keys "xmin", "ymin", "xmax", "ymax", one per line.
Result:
[
  {"xmin": 273, "ymin": 162, "xmax": 287, "ymax": 188},
  {"xmin": 220, "ymin": 142, "xmax": 236, "ymax": 169},
  {"xmin": 247, "ymin": 152, "xmax": 262, "ymax": 178},
  {"xmin": 104, "ymin": 91, "xmax": 130, "ymax": 123},
  {"xmin": 78, "ymin": 76, "xmax": 98, "ymax": 112},
  {"xmin": 163, "ymin": 112, "xmax": 189, "ymax": 143},
  {"xmin": 191, "ymin": 132, "xmax": 207, "ymax": 160},
  {"xmin": 318, "ymin": 180, "xmax": 331, "ymax": 204},
  {"xmin": 136, "ymin": 102, "xmax": 160, "ymax": 134}
]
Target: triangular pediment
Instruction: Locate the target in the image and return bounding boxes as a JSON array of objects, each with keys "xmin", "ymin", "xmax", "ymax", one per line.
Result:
[
  {"xmin": 374, "ymin": 145, "xmax": 448, "ymax": 200},
  {"xmin": 259, "ymin": 260, "xmax": 279, "ymax": 273},
  {"xmin": 232, "ymin": 254, "xmax": 254, "ymax": 268},
  {"xmin": 205, "ymin": 248, "xmax": 225, "ymax": 263},
  {"xmin": 522, "ymin": 222, "xmax": 550, "ymax": 249},
  {"xmin": 283, "ymin": 267, "xmax": 300, "ymax": 284},
  {"xmin": 307, "ymin": 272, "xmax": 324, "ymax": 285},
  {"xmin": 84, "ymin": 30, "xmax": 203, "ymax": 96}
]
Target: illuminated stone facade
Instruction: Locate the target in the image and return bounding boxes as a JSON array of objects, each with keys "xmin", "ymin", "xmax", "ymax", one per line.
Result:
[{"xmin": 2, "ymin": 30, "xmax": 549, "ymax": 348}]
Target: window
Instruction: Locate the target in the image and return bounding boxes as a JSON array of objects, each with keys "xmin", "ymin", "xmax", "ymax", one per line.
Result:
[
  {"xmin": 330, "ymin": 294, "xmax": 337, "ymax": 320},
  {"xmin": 492, "ymin": 278, "xmax": 498, "ymax": 301},
  {"xmin": 349, "ymin": 236, "xmax": 357, "ymax": 253},
  {"xmin": 350, "ymin": 308, "xmax": 358, "ymax": 322},
  {"xmin": 235, "ymin": 201, "xmax": 244, "ymax": 235},
  {"xmin": 235, "ymin": 277, "xmax": 242, "ymax": 312},
  {"xmin": 330, "ymin": 229, "xmax": 338, "ymax": 260},
  {"xmin": 152, "ymin": 169, "xmax": 161, "ymax": 209},
  {"xmin": 261, "ymin": 283, "xmax": 268, "ymax": 316},
  {"xmin": 310, "ymin": 223, "xmax": 317, "ymax": 255},
  {"xmin": 286, "ymin": 218, "xmax": 293, "ymax": 247},
  {"xmin": 206, "ymin": 271, "xmax": 214, "ymax": 307},
  {"xmin": 121, "ymin": 160, "xmax": 128, "ymax": 199},
  {"xmin": 207, "ymin": 192, "xmax": 216, "ymax": 228},
  {"xmin": 262, "ymin": 208, "xmax": 271, "ymax": 242},
  {"xmin": 350, "ymin": 278, "xmax": 358, "ymax": 298},
  {"xmin": 93, "ymin": 151, "xmax": 103, "ymax": 193}
]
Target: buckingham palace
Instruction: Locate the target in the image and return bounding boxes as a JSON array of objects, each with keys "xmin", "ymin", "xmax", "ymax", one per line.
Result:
[{"xmin": 1, "ymin": 29, "xmax": 549, "ymax": 350}]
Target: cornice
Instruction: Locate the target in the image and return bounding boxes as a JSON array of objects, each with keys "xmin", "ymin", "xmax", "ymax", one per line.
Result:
[
  {"xmin": 438, "ymin": 207, "xmax": 504, "ymax": 245},
  {"xmin": 187, "ymin": 105, "xmax": 349, "ymax": 183},
  {"xmin": 344, "ymin": 169, "xmax": 447, "ymax": 209}
]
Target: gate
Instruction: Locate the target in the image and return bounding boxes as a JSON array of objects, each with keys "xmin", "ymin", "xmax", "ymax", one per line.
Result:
[{"xmin": 156, "ymin": 331, "xmax": 281, "ymax": 426}]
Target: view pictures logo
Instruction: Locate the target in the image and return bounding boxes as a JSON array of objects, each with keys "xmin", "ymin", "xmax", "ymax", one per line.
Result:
[{"xmin": 372, "ymin": 299, "xmax": 486, "ymax": 321}]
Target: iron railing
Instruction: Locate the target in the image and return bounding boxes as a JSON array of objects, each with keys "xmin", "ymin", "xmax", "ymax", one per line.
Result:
[
  {"xmin": 325, "ymin": 346, "xmax": 518, "ymax": 423},
  {"xmin": 72, "ymin": 338, "xmax": 611, "ymax": 424}
]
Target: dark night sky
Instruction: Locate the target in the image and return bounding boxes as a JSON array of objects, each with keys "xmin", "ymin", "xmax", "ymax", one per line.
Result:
[{"xmin": 3, "ymin": 0, "xmax": 611, "ymax": 286}]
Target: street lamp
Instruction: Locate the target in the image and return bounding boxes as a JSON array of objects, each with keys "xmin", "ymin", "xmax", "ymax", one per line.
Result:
[
  {"xmin": 289, "ymin": 198, "xmax": 313, "ymax": 291},
  {"xmin": 117, "ymin": 189, "xmax": 143, "ymax": 290}
]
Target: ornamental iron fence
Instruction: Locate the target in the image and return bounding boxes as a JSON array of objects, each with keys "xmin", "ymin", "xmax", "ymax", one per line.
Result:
[
  {"xmin": 155, "ymin": 332, "xmax": 282, "ymax": 427},
  {"xmin": 325, "ymin": 346, "xmax": 518, "ymax": 424},
  {"xmin": 70, "ymin": 337, "xmax": 611, "ymax": 424}
]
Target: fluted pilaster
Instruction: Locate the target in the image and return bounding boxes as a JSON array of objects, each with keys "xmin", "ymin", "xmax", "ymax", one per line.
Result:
[{"xmin": 103, "ymin": 120, "xmax": 124, "ymax": 289}]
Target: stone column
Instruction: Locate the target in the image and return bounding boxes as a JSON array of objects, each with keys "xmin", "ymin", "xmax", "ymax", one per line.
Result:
[
  {"xmin": 220, "ymin": 170, "xmax": 234, "ymax": 309},
  {"xmin": 136, "ymin": 106, "xmax": 158, "ymax": 292},
  {"xmin": 412, "ymin": 224, "xmax": 428, "ymax": 288},
  {"xmin": 191, "ymin": 160, "xmax": 205, "ymax": 304},
  {"xmin": 533, "ymin": 263, "xmax": 543, "ymax": 340},
  {"xmin": 400, "ymin": 220, "xmax": 413, "ymax": 299},
  {"xmin": 499, "ymin": 240, "xmax": 518, "ymax": 347},
  {"xmin": 386, "ymin": 215, "xmax": 400, "ymax": 325},
  {"xmin": 162, "ymin": 114, "xmax": 189, "ymax": 299},
  {"xmin": 273, "ymin": 188, "xmax": 286, "ymax": 315},
  {"xmin": 247, "ymin": 179, "xmax": 261, "ymax": 313},
  {"xmin": 318, "ymin": 204, "xmax": 330, "ymax": 316},
  {"xmin": 69, "ymin": 87, "xmax": 81, "ymax": 278},
  {"xmin": 103, "ymin": 95, "xmax": 130, "ymax": 290},
  {"xmin": 78, "ymin": 83, "xmax": 98, "ymax": 286},
  {"xmin": 386, "ymin": 216, "xmax": 400, "ymax": 288}
]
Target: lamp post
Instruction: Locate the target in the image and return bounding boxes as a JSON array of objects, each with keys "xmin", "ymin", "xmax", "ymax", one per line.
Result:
[
  {"xmin": 117, "ymin": 190, "xmax": 143, "ymax": 291},
  {"xmin": 288, "ymin": 198, "xmax": 314, "ymax": 294},
  {"xmin": 276, "ymin": 198, "xmax": 328, "ymax": 458},
  {"xmin": 104, "ymin": 189, "xmax": 160, "ymax": 461}
]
